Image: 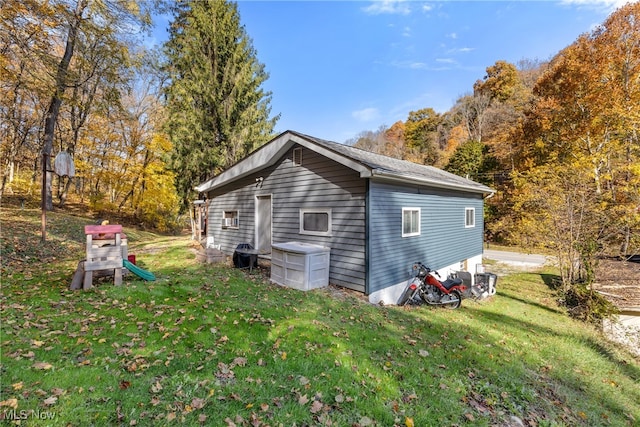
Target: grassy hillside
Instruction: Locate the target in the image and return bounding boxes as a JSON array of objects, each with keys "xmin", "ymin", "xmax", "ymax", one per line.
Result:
[{"xmin": 1, "ymin": 206, "xmax": 638, "ymax": 426}]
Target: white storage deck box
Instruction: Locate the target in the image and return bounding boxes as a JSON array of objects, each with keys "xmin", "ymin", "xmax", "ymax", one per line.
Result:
[{"xmin": 271, "ymin": 242, "xmax": 330, "ymax": 291}]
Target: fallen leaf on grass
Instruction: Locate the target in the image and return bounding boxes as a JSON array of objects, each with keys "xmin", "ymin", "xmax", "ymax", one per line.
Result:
[
  {"xmin": 310, "ymin": 400, "xmax": 323, "ymax": 414},
  {"xmin": 232, "ymin": 357, "xmax": 247, "ymax": 367},
  {"xmin": 43, "ymin": 396, "xmax": 57, "ymax": 406},
  {"xmin": 33, "ymin": 361, "xmax": 53, "ymax": 370},
  {"xmin": 404, "ymin": 335, "xmax": 417, "ymax": 346},
  {"xmin": 0, "ymin": 399, "xmax": 18, "ymax": 409}
]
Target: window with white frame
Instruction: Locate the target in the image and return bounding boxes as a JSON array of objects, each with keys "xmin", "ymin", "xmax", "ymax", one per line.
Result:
[
  {"xmin": 465, "ymin": 207, "xmax": 475, "ymax": 228},
  {"xmin": 222, "ymin": 210, "xmax": 239, "ymax": 228},
  {"xmin": 299, "ymin": 208, "xmax": 331, "ymax": 236},
  {"xmin": 402, "ymin": 208, "xmax": 421, "ymax": 237}
]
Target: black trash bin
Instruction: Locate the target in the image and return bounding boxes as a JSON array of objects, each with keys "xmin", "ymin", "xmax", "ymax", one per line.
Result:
[{"xmin": 233, "ymin": 243, "xmax": 258, "ymax": 269}]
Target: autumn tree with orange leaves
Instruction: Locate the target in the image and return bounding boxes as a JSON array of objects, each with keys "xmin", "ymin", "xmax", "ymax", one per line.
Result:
[{"xmin": 502, "ymin": 3, "xmax": 640, "ymax": 319}]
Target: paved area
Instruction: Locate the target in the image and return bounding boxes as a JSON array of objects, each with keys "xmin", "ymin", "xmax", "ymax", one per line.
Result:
[
  {"xmin": 483, "ymin": 249, "xmax": 551, "ymax": 269},
  {"xmin": 603, "ymin": 310, "xmax": 640, "ymax": 357}
]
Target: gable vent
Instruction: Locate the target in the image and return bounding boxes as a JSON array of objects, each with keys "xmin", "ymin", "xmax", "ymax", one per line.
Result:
[{"xmin": 293, "ymin": 147, "xmax": 303, "ymax": 166}]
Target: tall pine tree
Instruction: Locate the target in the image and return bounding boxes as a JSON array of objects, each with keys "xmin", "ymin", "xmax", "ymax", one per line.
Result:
[{"xmin": 163, "ymin": 0, "xmax": 278, "ymax": 210}]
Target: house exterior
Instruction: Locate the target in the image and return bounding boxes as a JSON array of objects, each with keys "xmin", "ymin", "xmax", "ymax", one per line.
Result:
[{"xmin": 195, "ymin": 130, "xmax": 494, "ymax": 304}]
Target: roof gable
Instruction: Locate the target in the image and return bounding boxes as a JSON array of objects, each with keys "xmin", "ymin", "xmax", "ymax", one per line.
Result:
[{"xmin": 195, "ymin": 130, "xmax": 494, "ymax": 195}]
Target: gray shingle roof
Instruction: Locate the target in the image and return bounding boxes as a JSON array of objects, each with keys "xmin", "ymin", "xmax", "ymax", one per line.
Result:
[
  {"xmin": 290, "ymin": 131, "xmax": 494, "ymax": 195},
  {"xmin": 196, "ymin": 130, "xmax": 494, "ymax": 195}
]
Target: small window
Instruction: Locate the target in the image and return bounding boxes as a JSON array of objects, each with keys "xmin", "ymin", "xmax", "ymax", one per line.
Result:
[
  {"xmin": 402, "ymin": 208, "xmax": 421, "ymax": 237},
  {"xmin": 300, "ymin": 209, "xmax": 331, "ymax": 236},
  {"xmin": 222, "ymin": 210, "xmax": 239, "ymax": 229},
  {"xmin": 465, "ymin": 208, "xmax": 475, "ymax": 228},
  {"xmin": 293, "ymin": 148, "xmax": 303, "ymax": 166}
]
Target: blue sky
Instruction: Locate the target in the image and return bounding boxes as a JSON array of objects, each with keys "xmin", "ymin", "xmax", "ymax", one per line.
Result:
[{"xmin": 153, "ymin": 1, "xmax": 629, "ymax": 143}]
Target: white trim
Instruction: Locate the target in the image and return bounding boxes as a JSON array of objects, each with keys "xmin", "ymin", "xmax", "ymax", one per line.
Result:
[
  {"xmin": 465, "ymin": 207, "xmax": 475, "ymax": 228},
  {"xmin": 402, "ymin": 207, "xmax": 421, "ymax": 237},
  {"xmin": 299, "ymin": 208, "xmax": 332, "ymax": 236},
  {"xmin": 222, "ymin": 210, "xmax": 239, "ymax": 229}
]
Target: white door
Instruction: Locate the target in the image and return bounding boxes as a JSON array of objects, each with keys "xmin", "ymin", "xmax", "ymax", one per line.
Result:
[{"xmin": 255, "ymin": 195, "xmax": 272, "ymax": 252}]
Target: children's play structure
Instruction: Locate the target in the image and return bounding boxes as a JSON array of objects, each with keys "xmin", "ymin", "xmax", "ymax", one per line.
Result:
[{"xmin": 71, "ymin": 224, "xmax": 155, "ymax": 290}]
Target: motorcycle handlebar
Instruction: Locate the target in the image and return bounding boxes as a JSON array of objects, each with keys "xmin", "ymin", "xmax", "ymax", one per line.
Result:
[{"xmin": 413, "ymin": 262, "xmax": 441, "ymax": 278}]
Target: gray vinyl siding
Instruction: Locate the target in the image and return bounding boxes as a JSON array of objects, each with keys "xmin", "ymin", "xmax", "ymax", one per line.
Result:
[
  {"xmin": 206, "ymin": 145, "xmax": 367, "ymax": 292},
  {"xmin": 367, "ymin": 180, "xmax": 484, "ymax": 295}
]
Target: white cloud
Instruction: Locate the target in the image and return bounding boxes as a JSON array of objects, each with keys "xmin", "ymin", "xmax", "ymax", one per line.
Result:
[
  {"xmin": 352, "ymin": 107, "xmax": 381, "ymax": 122},
  {"xmin": 390, "ymin": 60, "xmax": 452, "ymax": 71},
  {"xmin": 561, "ymin": 0, "xmax": 633, "ymax": 8},
  {"xmin": 362, "ymin": 0, "xmax": 411, "ymax": 16},
  {"xmin": 402, "ymin": 26, "xmax": 412, "ymax": 37},
  {"xmin": 446, "ymin": 47, "xmax": 475, "ymax": 54}
]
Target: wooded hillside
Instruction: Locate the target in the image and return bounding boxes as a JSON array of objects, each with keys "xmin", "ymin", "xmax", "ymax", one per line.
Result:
[
  {"xmin": 2, "ymin": 2, "xmax": 638, "ymax": 281},
  {"xmin": 348, "ymin": 3, "xmax": 639, "ymax": 293}
]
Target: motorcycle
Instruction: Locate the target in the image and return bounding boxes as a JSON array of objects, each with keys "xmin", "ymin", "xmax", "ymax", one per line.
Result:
[{"xmin": 398, "ymin": 262, "xmax": 467, "ymax": 309}]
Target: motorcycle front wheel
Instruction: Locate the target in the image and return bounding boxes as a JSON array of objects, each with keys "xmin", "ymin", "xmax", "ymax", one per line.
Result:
[
  {"xmin": 398, "ymin": 285, "xmax": 418, "ymax": 306},
  {"xmin": 444, "ymin": 290, "xmax": 462, "ymax": 309}
]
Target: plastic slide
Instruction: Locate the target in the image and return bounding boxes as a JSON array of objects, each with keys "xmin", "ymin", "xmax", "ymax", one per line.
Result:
[{"xmin": 123, "ymin": 259, "xmax": 156, "ymax": 281}]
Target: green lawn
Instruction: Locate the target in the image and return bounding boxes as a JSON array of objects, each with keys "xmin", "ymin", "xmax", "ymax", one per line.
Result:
[{"xmin": 1, "ymin": 207, "xmax": 638, "ymax": 426}]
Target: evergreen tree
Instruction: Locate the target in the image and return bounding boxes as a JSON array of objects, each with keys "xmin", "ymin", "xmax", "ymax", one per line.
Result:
[{"xmin": 163, "ymin": 0, "xmax": 278, "ymax": 210}]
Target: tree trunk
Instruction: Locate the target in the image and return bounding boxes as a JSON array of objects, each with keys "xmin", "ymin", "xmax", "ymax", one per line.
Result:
[
  {"xmin": 58, "ymin": 175, "xmax": 74, "ymax": 207},
  {"xmin": 41, "ymin": 0, "xmax": 87, "ymax": 240}
]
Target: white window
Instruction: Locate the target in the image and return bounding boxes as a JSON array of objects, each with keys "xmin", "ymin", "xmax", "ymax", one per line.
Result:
[
  {"xmin": 299, "ymin": 209, "xmax": 331, "ymax": 236},
  {"xmin": 465, "ymin": 208, "xmax": 475, "ymax": 228},
  {"xmin": 402, "ymin": 208, "xmax": 421, "ymax": 237},
  {"xmin": 222, "ymin": 210, "xmax": 239, "ymax": 229}
]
